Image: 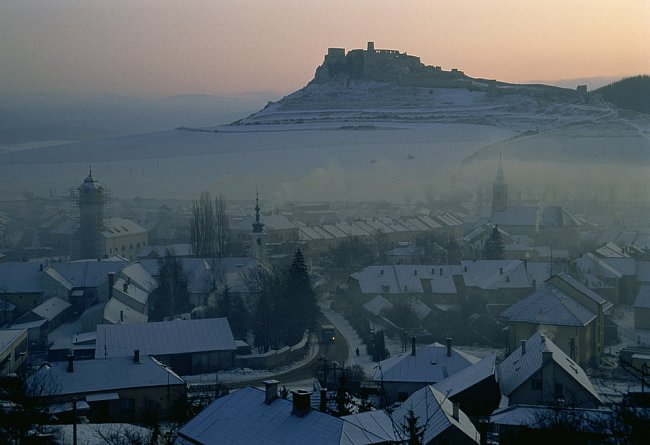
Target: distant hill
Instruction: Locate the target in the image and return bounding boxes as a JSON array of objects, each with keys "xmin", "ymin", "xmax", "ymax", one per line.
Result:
[{"xmin": 595, "ymin": 75, "xmax": 650, "ymax": 114}]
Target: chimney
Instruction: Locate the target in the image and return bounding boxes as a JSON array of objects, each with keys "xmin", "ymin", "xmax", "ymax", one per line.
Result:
[
  {"xmin": 67, "ymin": 354, "xmax": 74, "ymax": 373},
  {"xmin": 108, "ymin": 272, "xmax": 115, "ymax": 300},
  {"xmin": 521, "ymin": 339, "xmax": 526, "ymax": 355},
  {"xmin": 452, "ymin": 402, "xmax": 460, "ymax": 421},
  {"xmin": 463, "ymin": 266, "xmax": 467, "ymax": 272},
  {"xmin": 523, "ymin": 258, "xmax": 528, "ymax": 271},
  {"xmin": 532, "ymin": 279, "xmax": 537, "ymax": 290},
  {"xmin": 414, "ymin": 269, "xmax": 417, "ymax": 276},
  {"xmin": 499, "ymin": 267, "xmax": 503, "ymax": 275},
  {"xmin": 439, "ymin": 267, "xmax": 443, "ymax": 276},
  {"xmin": 319, "ymin": 388, "xmax": 327, "ymax": 412},
  {"xmin": 133, "ymin": 349, "xmax": 140, "ymax": 363},
  {"xmin": 291, "ymin": 390, "xmax": 312, "ymax": 417},
  {"xmin": 542, "ymin": 349, "xmax": 553, "ymax": 365},
  {"xmin": 446, "ymin": 337, "xmax": 452, "ymax": 357},
  {"xmin": 264, "ymin": 379, "xmax": 279, "ymax": 404},
  {"xmin": 411, "ymin": 337, "xmax": 416, "ymax": 356},
  {"xmin": 120, "ymin": 310, "xmax": 124, "ymax": 323},
  {"xmin": 123, "ymin": 280, "xmax": 128, "ymax": 293}
]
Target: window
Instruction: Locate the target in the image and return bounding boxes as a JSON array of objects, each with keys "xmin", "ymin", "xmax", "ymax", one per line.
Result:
[{"xmin": 532, "ymin": 379, "xmax": 542, "ymax": 390}]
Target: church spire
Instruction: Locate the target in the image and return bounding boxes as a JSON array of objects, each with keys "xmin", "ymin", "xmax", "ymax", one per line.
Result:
[{"xmin": 252, "ymin": 189, "xmax": 264, "ymax": 233}]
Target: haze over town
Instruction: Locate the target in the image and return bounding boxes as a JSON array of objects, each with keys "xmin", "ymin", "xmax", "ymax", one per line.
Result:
[{"xmin": 1, "ymin": 1, "xmax": 650, "ymax": 444}]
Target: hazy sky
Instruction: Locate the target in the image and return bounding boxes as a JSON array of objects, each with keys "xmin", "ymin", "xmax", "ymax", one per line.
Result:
[{"xmin": 1, "ymin": 0, "xmax": 648, "ymax": 97}]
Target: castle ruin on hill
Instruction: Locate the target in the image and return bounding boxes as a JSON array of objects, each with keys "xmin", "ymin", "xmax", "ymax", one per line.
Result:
[{"xmin": 313, "ymin": 42, "xmax": 588, "ymax": 101}]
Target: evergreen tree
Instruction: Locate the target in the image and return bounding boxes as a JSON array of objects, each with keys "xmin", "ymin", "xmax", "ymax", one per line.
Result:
[
  {"xmin": 285, "ymin": 248, "xmax": 318, "ymax": 344},
  {"xmin": 150, "ymin": 250, "xmax": 190, "ymax": 320},
  {"xmin": 404, "ymin": 409, "xmax": 425, "ymax": 445},
  {"xmin": 483, "ymin": 225, "xmax": 505, "ymax": 260}
]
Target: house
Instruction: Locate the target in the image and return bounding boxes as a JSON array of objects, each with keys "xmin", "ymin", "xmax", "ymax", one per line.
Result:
[
  {"xmin": 29, "ymin": 353, "xmax": 185, "ymax": 423},
  {"xmin": 348, "ymin": 265, "xmax": 460, "ymax": 307},
  {"xmin": 576, "ymin": 246, "xmax": 637, "ymax": 304},
  {"xmin": 373, "ymin": 338, "xmax": 479, "ymax": 404},
  {"xmin": 174, "ymin": 381, "xmax": 390, "ymax": 445},
  {"xmin": 633, "ymin": 285, "xmax": 650, "ymax": 330},
  {"xmin": 497, "ymin": 332, "xmax": 602, "ymax": 409},
  {"xmin": 43, "ymin": 258, "xmax": 129, "ymax": 312},
  {"xmin": 10, "ymin": 297, "xmax": 72, "ymax": 352},
  {"xmin": 432, "ymin": 354, "xmax": 501, "ymax": 419},
  {"xmin": 343, "ymin": 386, "xmax": 481, "ymax": 445},
  {"xmin": 103, "ymin": 263, "xmax": 157, "ymax": 325},
  {"xmin": 95, "ymin": 318, "xmax": 236, "ymax": 375},
  {"xmin": 500, "ymin": 273, "xmax": 612, "ymax": 368},
  {"xmin": 0, "ymin": 262, "xmax": 44, "ymax": 317},
  {"xmin": 459, "ymin": 260, "xmax": 541, "ymax": 304},
  {"xmin": 489, "ymin": 404, "xmax": 613, "ymax": 443},
  {"xmin": 0, "ymin": 329, "xmax": 28, "ymax": 376}
]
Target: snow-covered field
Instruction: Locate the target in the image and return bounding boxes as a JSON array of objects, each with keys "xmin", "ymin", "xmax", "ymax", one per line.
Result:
[{"xmin": 1, "ymin": 83, "xmax": 649, "ymax": 203}]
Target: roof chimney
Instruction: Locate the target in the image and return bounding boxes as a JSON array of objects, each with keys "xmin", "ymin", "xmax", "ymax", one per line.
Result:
[
  {"xmin": 108, "ymin": 272, "xmax": 115, "ymax": 300},
  {"xmin": 542, "ymin": 349, "xmax": 553, "ymax": 365},
  {"xmin": 446, "ymin": 337, "xmax": 452, "ymax": 357},
  {"xmin": 452, "ymin": 402, "xmax": 460, "ymax": 420},
  {"xmin": 521, "ymin": 339, "xmax": 526, "ymax": 355},
  {"xmin": 499, "ymin": 267, "xmax": 503, "ymax": 275},
  {"xmin": 67, "ymin": 354, "xmax": 74, "ymax": 373},
  {"xmin": 133, "ymin": 349, "xmax": 140, "ymax": 363},
  {"xmin": 439, "ymin": 267, "xmax": 443, "ymax": 276},
  {"xmin": 532, "ymin": 279, "xmax": 537, "ymax": 290},
  {"xmin": 291, "ymin": 390, "xmax": 312, "ymax": 417},
  {"xmin": 123, "ymin": 281, "xmax": 128, "ymax": 293},
  {"xmin": 120, "ymin": 310, "xmax": 124, "ymax": 323},
  {"xmin": 411, "ymin": 336, "xmax": 416, "ymax": 356},
  {"xmin": 264, "ymin": 379, "xmax": 279, "ymax": 404}
]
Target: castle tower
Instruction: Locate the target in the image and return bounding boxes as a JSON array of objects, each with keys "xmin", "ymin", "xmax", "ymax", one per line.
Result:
[
  {"xmin": 492, "ymin": 154, "xmax": 508, "ymax": 213},
  {"xmin": 250, "ymin": 191, "xmax": 267, "ymax": 265},
  {"xmin": 75, "ymin": 168, "xmax": 107, "ymax": 259}
]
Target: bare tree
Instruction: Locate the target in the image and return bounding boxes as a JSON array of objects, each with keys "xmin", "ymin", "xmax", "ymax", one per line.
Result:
[
  {"xmin": 190, "ymin": 191, "xmax": 218, "ymax": 257},
  {"xmin": 190, "ymin": 191, "xmax": 231, "ymax": 258},
  {"xmin": 214, "ymin": 193, "xmax": 231, "ymax": 257}
]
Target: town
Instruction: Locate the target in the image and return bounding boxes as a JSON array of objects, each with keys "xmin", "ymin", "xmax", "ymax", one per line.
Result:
[{"xmin": 1, "ymin": 153, "xmax": 650, "ymax": 444}]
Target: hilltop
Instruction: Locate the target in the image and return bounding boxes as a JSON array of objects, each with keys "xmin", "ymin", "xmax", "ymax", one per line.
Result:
[{"xmin": 232, "ymin": 42, "xmax": 610, "ymax": 133}]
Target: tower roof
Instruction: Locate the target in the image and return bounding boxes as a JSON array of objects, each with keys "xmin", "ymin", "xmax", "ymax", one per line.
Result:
[
  {"xmin": 252, "ymin": 190, "xmax": 264, "ymax": 233},
  {"xmin": 78, "ymin": 167, "xmax": 103, "ymax": 191}
]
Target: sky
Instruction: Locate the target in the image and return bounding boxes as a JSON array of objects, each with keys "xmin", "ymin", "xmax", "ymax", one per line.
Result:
[{"xmin": 1, "ymin": 0, "xmax": 649, "ymax": 97}]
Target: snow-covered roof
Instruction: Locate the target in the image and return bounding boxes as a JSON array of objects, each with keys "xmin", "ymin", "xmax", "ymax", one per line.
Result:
[
  {"xmin": 0, "ymin": 262, "xmax": 43, "ymax": 294},
  {"xmin": 103, "ymin": 298, "xmax": 148, "ymax": 324},
  {"xmin": 392, "ymin": 386, "xmax": 479, "ymax": 444},
  {"xmin": 47, "ymin": 259, "xmax": 128, "ymax": 289},
  {"xmin": 490, "ymin": 404, "xmax": 612, "ymax": 430},
  {"xmin": 490, "ymin": 205, "xmax": 580, "ymax": 227},
  {"xmin": 118, "ymin": 262, "xmax": 157, "ymax": 292},
  {"xmin": 461, "ymin": 260, "xmax": 532, "ymax": 290},
  {"xmin": 30, "ymin": 355, "xmax": 183, "ymax": 397},
  {"xmin": 95, "ymin": 317, "xmax": 236, "ymax": 359},
  {"xmin": 351, "ymin": 265, "xmax": 459, "ymax": 295},
  {"xmin": 176, "ymin": 386, "xmax": 387, "ymax": 445},
  {"xmin": 31, "ymin": 297, "xmax": 71, "ymax": 321},
  {"xmin": 433, "ymin": 354, "xmax": 496, "ymax": 399},
  {"xmin": 500, "ymin": 284, "xmax": 596, "ymax": 327},
  {"xmin": 362, "ymin": 295, "xmax": 393, "ymax": 316},
  {"xmin": 137, "ymin": 243, "xmax": 192, "ymax": 258},
  {"xmin": 497, "ymin": 332, "xmax": 601, "ymax": 404},
  {"xmin": 373, "ymin": 342, "xmax": 479, "ymax": 384},
  {"xmin": 101, "ymin": 217, "xmax": 147, "ymax": 238},
  {"xmin": 637, "ymin": 262, "xmax": 650, "ymax": 283},
  {"xmin": 0, "ymin": 329, "xmax": 27, "ymax": 352}
]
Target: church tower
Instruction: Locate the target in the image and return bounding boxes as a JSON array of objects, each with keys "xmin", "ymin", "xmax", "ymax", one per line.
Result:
[
  {"xmin": 492, "ymin": 154, "xmax": 508, "ymax": 213},
  {"xmin": 74, "ymin": 168, "xmax": 107, "ymax": 259},
  {"xmin": 250, "ymin": 191, "xmax": 267, "ymax": 265}
]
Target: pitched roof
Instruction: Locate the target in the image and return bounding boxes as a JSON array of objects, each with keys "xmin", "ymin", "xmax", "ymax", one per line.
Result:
[
  {"xmin": 101, "ymin": 217, "xmax": 147, "ymax": 238},
  {"xmin": 373, "ymin": 342, "xmax": 479, "ymax": 384},
  {"xmin": 47, "ymin": 259, "xmax": 127, "ymax": 289},
  {"xmin": 31, "ymin": 297, "xmax": 71, "ymax": 321},
  {"xmin": 491, "ymin": 205, "xmax": 580, "ymax": 227},
  {"xmin": 392, "ymin": 386, "xmax": 479, "ymax": 444},
  {"xmin": 95, "ymin": 317, "xmax": 236, "ymax": 359},
  {"xmin": 0, "ymin": 261, "xmax": 43, "ymax": 293},
  {"xmin": 176, "ymin": 386, "xmax": 385, "ymax": 445},
  {"xmin": 500, "ymin": 284, "xmax": 596, "ymax": 327},
  {"xmin": 362, "ymin": 295, "xmax": 393, "ymax": 316},
  {"xmin": 490, "ymin": 404, "xmax": 612, "ymax": 431},
  {"xmin": 30, "ymin": 355, "xmax": 183, "ymax": 396},
  {"xmin": 497, "ymin": 332, "xmax": 601, "ymax": 403},
  {"xmin": 461, "ymin": 260, "xmax": 532, "ymax": 289},
  {"xmin": 433, "ymin": 354, "xmax": 497, "ymax": 399},
  {"xmin": 350, "ymin": 265, "xmax": 458, "ymax": 295}
]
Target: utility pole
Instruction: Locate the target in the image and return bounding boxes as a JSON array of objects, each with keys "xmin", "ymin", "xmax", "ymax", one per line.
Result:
[{"xmin": 72, "ymin": 397, "xmax": 77, "ymax": 445}]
